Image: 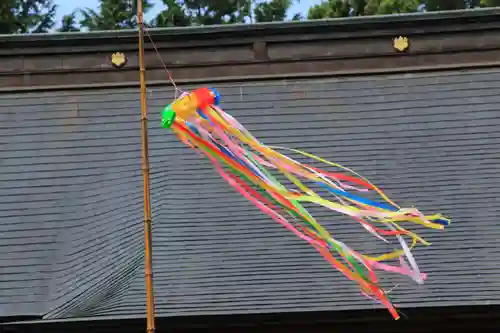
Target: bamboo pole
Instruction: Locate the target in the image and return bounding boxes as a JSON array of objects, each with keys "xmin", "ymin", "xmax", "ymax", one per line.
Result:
[{"xmin": 137, "ymin": 0, "xmax": 156, "ymax": 332}]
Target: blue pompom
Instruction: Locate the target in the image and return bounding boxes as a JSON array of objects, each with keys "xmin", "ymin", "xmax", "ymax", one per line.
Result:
[{"xmin": 209, "ymin": 88, "xmax": 221, "ymax": 106}]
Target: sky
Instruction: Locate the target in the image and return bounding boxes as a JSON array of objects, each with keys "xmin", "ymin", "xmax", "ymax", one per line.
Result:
[{"xmin": 54, "ymin": 0, "xmax": 324, "ymax": 25}]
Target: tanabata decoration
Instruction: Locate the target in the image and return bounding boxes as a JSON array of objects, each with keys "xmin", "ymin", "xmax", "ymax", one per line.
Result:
[{"xmin": 160, "ymin": 87, "xmax": 450, "ymax": 320}]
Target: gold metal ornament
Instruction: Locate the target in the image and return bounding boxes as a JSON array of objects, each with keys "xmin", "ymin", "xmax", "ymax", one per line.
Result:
[
  {"xmin": 393, "ymin": 36, "xmax": 409, "ymax": 52},
  {"xmin": 111, "ymin": 52, "xmax": 128, "ymax": 68}
]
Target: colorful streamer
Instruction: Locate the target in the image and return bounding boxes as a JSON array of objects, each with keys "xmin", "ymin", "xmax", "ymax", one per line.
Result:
[{"xmin": 160, "ymin": 87, "xmax": 450, "ymax": 319}]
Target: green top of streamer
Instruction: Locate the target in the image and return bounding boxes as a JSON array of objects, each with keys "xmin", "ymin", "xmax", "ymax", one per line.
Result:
[{"xmin": 161, "ymin": 105, "xmax": 176, "ymax": 129}]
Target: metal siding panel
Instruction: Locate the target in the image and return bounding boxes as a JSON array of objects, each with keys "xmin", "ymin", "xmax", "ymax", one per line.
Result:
[
  {"xmin": 0, "ymin": 90, "xmax": 145, "ymax": 318},
  {"xmin": 1, "ymin": 68, "xmax": 499, "ymax": 319}
]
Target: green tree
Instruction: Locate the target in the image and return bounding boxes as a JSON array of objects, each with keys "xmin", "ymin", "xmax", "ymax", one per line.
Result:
[
  {"xmin": 365, "ymin": 0, "xmax": 420, "ymax": 14},
  {"xmin": 152, "ymin": 0, "xmax": 301, "ymax": 27},
  {"xmin": 480, "ymin": 0, "xmax": 499, "ymax": 6},
  {"xmin": 0, "ymin": 0, "xmax": 57, "ymax": 34},
  {"xmin": 152, "ymin": 0, "xmax": 191, "ymax": 27},
  {"xmin": 254, "ymin": 0, "xmax": 301, "ymax": 22},
  {"xmin": 307, "ymin": 0, "xmax": 352, "ymax": 19},
  {"xmin": 181, "ymin": 0, "xmax": 249, "ymax": 25},
  {"xmin": 58, "ymin": 12, "xmax": 80, "ymax": 32},
  {"xmin": 422, "ymin": 0, "xmax": 466, "ymax": 10},
  {"xmin": 80, "ymin": 0, "xmax": 153, "ymax": 31},
  {"xmin": 308, "ymin": 0, "xmax": 423, "ymax": 18}
]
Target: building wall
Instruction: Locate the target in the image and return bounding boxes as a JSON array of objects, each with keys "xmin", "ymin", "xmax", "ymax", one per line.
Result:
[
  {"xmin": 2, "ymin": 8, "xmax": 500, "ymax": 90},
  {"xmin": 2, "ymin": 68, "xmax": 500, "ymax": 319},
  {"xmin": 2, "ymin": 8, "xmax": 500, "ymax": 322}
]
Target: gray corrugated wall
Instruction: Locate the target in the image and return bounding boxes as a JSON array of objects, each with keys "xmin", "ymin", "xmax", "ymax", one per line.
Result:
[
  {"xmin": 1, "ymin": 68, "xmax": 499, "ymax": 319},
  {"xmin": 0, "ymin": 88, "xmax": 146, "ymax": 318}
]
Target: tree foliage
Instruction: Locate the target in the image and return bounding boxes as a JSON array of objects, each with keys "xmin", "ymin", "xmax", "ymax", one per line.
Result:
[
  {"xmin": 308, "ymin": 0, "xmax": 352, "ymax": 19},
  {"xmin": 254, "ymin": 0, "xmax": 300, "ymax": 23},
  {"xmin": 58, "ymin": 12, "xmax": 80, "ymax": 32},
  {"xmin": 2, "ymin": 0, "xmax": 500, "ymax": 34},
  {"xmin": 308, "ymin": 0, "xmax": 423, "ymax": 18},
  {"xmin": 365, "ymin": 0, "xmax": 420, "ymax": 14},
  {"xmin": 0, "ymin": 0, "xmax": 57, "ymax": 34},
  {"xmin": 179, "ymin": 0, "xmax": 249, "ymax": 25},
  {"xmin": 150, "ymin": 0, "xmax": 300, "ymax": 27},
  {"xmin": 306, "ymin": 0, "xmax": 490, "ymax": 18},
  {"xmin": 152, "ymin": 0, "xmax": 191, "ymax": 27},
  {"xmin": 79, "ymin": 0, "xmax": 153, "ymax": 31}
]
